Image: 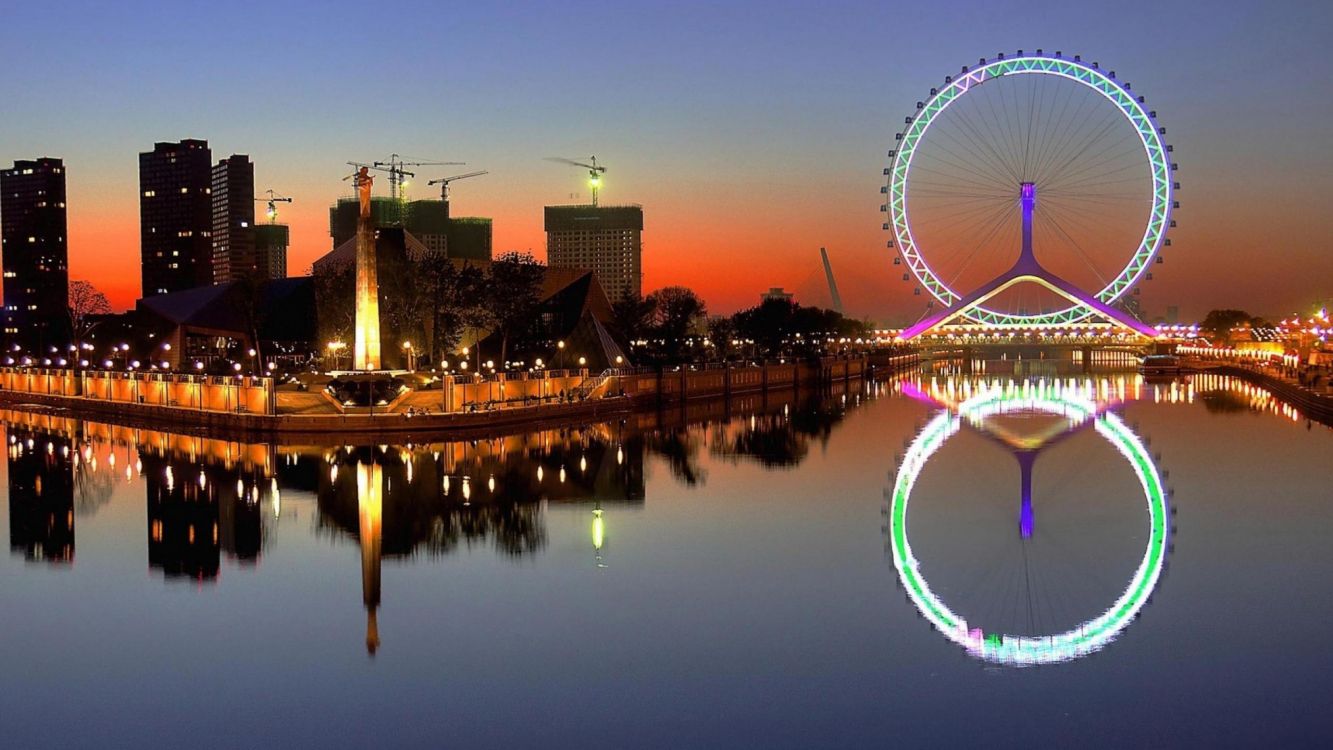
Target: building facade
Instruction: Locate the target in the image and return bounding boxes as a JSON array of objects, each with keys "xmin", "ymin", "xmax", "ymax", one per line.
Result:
[
  {"xmin": 254, "ymin": 224, "xmax": 289, "ymax": 279},
  {"xmin": 210, "ymin": 154, "xmax": 256, "ymax": 284},
  {"xmin": 329, "ymin": 197, "xmax": 491, "ymax": 262},
  {"xmin": 544, "ymin": 204, "xmax": 642, "ymax": 302},
  {"xmin": 140, "ymin": 139, "xmax": 213, "ymax": 297},
  {"xmin": 0, "ymin": 158, "xmax": 70, "ymax": 351}
]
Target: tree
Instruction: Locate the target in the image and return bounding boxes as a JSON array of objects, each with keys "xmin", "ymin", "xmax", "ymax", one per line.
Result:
[
  {"xmin": 1200, "ymin": 309, "xmax": 1259, "ymax": 344},
  {"xmin": 706, "ymin": 316, "xmax": 736, "ymax": 361},
  {"xmin": 231, "ymin": 278, "xmax": 268, "ymax": 373},
  {"xmin": 67, "ymin": 280, "xmax": 111, "ymax": 358},
  {"xmin": 314, "ymin": 261, "xmax": 356, "ymax": 366},
  {"xmin": 610, "ymin": 291, "xmax": 657, "ymax": 345},
  {"xmin": 730, "ymin": 298, "xmax": 868, "ymax": 359},
  {"xmin": 414, "ymin": 255, "xmax": 471, "ymax": 365},
  {"xmin": 486, "ymin": 252, "xmax": 545, "ymax": 366},
  {"xmin": 646, "ymin": 286, "xmax": 706, "ymax": 363},
  {"xmin": 733, "ymin": 298, "xmax": 796, "ymax": 357}
]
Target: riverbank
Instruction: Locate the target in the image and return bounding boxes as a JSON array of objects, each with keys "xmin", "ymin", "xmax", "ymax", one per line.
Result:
[
  {"xmin": 0, "ymin": 353, "xmax": 918, "ymax": 442},
  {"xmin": 1208, "ymin": 363, "xmax": 1333, "ymax": 425}
]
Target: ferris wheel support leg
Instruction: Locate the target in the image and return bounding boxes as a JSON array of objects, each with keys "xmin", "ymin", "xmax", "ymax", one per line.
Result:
[{"xmin": 897, "ymin": 258, "xmax": 1159, "ymax": 340}]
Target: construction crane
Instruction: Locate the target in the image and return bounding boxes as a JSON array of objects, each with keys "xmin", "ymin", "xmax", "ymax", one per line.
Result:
[
  {"xmin": 820, "ymin": 247, "xmax": 845, "ymax": 314},
  {"xmin": 255, "ymin": 189, "xmax": 292, "ymax": 224},
  {"xmin": 372, "ymin": 154, "xmax": 464, "ymax": 203},
  {"xmin": 546, "ymin": 156, "xmax": 607, "ymax": 206},
  {"xmin": 427, "ymin": 170, "xmax": 488, "ymax": 201}
]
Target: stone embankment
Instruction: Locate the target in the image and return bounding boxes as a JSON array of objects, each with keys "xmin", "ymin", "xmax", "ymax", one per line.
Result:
[{"xmin": 0, "ymin": 353, "xmax": 920, "ymax": 440}]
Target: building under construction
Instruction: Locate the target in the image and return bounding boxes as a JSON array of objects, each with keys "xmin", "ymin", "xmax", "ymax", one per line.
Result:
[
  {"xmin": 544, "ymin": 204, "xmax": 643, "ymax": 303},
  {"xmin": 329, "ymin": 197, "xmax": 491, "ymax": 261}
]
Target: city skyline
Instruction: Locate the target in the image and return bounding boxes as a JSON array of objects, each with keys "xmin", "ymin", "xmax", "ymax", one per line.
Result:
[{"xmin": 2, "ymin": 0, "xmax": 1331, "ymax": 322}]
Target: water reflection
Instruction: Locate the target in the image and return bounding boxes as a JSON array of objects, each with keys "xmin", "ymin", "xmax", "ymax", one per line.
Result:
[
  {"xmin": 710, "ymin": 396, "xmax": 855, "ymax": 468},
  {"xmin": 0, "ymin": 372, "xmax": 1318, "ymax": 663},
  {"xmin": 7, "ymin": 428, "xmax": 75, "ymax": 563},
  {"xmin": 889, "ymin": 378, "xmax": 1171, "ymax": 665},
  {"xmin": 313, "ymin": 436, "xmax": 646, "ymax": 654}
]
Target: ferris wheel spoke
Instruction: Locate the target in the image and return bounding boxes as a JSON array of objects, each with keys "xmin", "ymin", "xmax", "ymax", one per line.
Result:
[
  {"xmin": 931, "ymin": 106, "xmax": 1024, "ymax": 186},
  {"xmin": 1034, "ymin": 211, "xmax": 1110, "ymax": 287},
  {"xmin": 950, "ymin": 87, "xmax": 1025, "ymax": 184},
  {"xmin": 917, "ymin": 142, "xmax": 1018, "ymax": 191},
  {"xmin": 1040, "ymin": 115, "xmax": 1128, "ymax": 191},
  {"xmin": 941, "ymin": 201, "xmax": 1019, "ymax": 287},
  {"xmin": 1022, "ymin": 74, "xmax": 1044, "ymax": 179},
  {"xmin": 1043, "ymin": 157, "xmax": 1149, "ymax": 196},
  {"xmin": 982, "ymin": 78, "xmax": 1028, "ymax": 181},
  {"xmin": 917, "ymin": 199, "xmax": 1014, "ymax": 260},
  {"xmin": 1037, "ymin": 96, "xmax": 1123, "ymax": 178},
  {"xmin": 983, "ymin": 76, "xmax": 1026, "ymax": 179},
  {"xmin": 1029, "ymin": 89, "xmax": 1099, "ymax": 183},
  {"xmin": 1040, "ymin": 136, "xmax": 1143, "ymax": 193},
  {"xmin": 905, "ymin": 158, "xmax": 1014, "ymax": 195}
]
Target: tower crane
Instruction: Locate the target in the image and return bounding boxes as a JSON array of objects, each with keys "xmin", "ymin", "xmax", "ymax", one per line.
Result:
[
  {"xmin": 372, "ymin": 154, "xmax": 465, "ymax": 203},
  {"xmin": 546, "ymin": 156, "xmax": 607, "ymax": 206},
  {"xmin": 255, "ymin": 189, "xmax": 293, "ymax": 224},
  {"xmin": 427, "ymin": 170, "xmax": 488, "ymax": 201}
]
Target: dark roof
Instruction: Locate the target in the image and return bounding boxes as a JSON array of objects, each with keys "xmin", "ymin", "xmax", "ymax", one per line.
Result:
[
  {"xmin": 136, "ymin": 278, "xmax": 316, "ymax": 342},
  {"xmin": 137, "ymin": 282, "xmax": 242, "ymax": 331}
]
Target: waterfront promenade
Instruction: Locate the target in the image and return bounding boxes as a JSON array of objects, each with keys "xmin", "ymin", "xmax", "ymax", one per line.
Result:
[{"xmin": 0, "ymin": 353, "xmax": 916, "ymax": 440}]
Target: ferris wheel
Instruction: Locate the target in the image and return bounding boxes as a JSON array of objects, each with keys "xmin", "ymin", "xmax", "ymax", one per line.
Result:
[{"xmin": 882, "ymin": 51, "xmax": 1178, "ymax": 328}]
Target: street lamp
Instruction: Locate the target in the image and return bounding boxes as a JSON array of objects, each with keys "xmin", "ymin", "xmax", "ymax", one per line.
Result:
[
  {"xmin": 402, "ymin": 341, "xmax": 414, "ymax": 372},
  {"xmin": 557, "ymin": 340, "xmax": 566, "ymax": 369},
  {"xmin": 326, "ymin": 341, "xmax": 346, "ymax": 371}
]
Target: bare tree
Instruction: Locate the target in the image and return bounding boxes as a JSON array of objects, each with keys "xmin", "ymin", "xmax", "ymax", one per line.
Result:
[{"xmin": 68, "ymin": 280, "xmax": 111, "ymax": 360}]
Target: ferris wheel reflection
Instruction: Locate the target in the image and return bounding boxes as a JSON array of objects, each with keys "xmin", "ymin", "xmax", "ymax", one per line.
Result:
[{"xmin": 889, "ymin": 378, "xmax": 1172, "ymax": 665}]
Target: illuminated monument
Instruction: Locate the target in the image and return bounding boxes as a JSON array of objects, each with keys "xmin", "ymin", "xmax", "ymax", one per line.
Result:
[{"xmin": 346, "ymin": 166, "xmax": 382, "ymax": 370}]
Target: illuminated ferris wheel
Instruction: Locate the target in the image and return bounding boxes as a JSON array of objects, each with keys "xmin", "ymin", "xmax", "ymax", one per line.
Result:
[{"xmin": 882, "ymin": 51, "xmax": 1179, "ymax": 329}]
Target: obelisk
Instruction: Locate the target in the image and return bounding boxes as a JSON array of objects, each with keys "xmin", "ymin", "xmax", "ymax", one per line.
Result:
[{"xmin": 351, "ymin": 167, "xmax": 381, "ymax": 370}]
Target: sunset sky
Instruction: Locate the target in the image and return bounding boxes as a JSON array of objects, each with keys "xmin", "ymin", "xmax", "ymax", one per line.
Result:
[{"xmin": 2, "ymin": 0, "xmax": 1330, "ymax": 323}]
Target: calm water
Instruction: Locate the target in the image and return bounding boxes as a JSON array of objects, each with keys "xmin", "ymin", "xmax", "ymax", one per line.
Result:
[{"xmin": 2, "ymin": 367, "xmax": 1331, "ymax": 748}]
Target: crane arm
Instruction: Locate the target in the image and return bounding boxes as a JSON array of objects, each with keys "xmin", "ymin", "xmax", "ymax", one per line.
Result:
[
  {"xmin": 545, "ymin": 156, "xmax": 604, "ymax": 171},
  {"xmin": 427, "ymin": 170, "xmax": 488, "ymax": 186}
]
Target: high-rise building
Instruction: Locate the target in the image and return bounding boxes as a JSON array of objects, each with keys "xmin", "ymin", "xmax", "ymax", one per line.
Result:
[
  {"xmin": 544, "ymin": 204, "xmax": 642, "ymax": 302},
  {"xmin": 254, "ymin": 224, "xmax": 289, "ymax": 279},
  {"xmin": 139, "ymin": 139, "xmax": 213, "ymax": 297},
  {"xmin": 0, "ymin": 158, "xmax": 70, "ymax": 351},
  {"xmin": 210, "ymin": 154, "xmax": 256, "ymax": 284},
  {"xmin": 329, "ymin": 197, "xmax": 491, "ymax": 261}
]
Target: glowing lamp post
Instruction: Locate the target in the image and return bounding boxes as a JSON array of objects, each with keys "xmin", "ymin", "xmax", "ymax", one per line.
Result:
[{"xmin": 327, "ymin": 341, "xmax": 347, "ymax": 371}]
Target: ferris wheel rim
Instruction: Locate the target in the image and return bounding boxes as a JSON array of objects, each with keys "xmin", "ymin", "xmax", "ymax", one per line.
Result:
[
  {"xmin": 887, "ymin": 383, "xmax": 1171, "ymax": 665},
  {"xmin": 885, "ymin": 54, "xmax": 1174, "ymax": 326}
]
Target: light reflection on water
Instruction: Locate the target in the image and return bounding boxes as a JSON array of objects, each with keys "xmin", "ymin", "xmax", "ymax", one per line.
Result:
[{"xmin": 2, "ymin": 369, "xmax": 1332, "ymax": 747}]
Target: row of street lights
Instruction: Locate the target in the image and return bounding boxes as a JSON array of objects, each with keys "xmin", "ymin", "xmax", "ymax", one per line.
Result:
[{"xmin": 323, "ymin": 338, "xmax": 592, "ymax": 374}]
